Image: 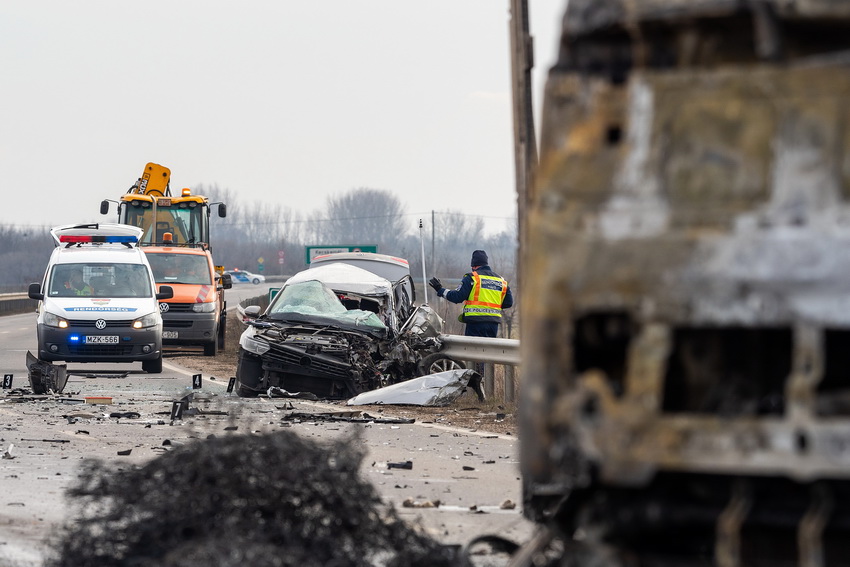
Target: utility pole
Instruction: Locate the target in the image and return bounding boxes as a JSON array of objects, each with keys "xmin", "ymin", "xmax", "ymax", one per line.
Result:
[
  {"xmin": 508, "ymin": 0, "xmax": 537, "ymax": 402},
  {"xmin": 509, "ymin": 0, "xmax": 538, "ymax": 255}
]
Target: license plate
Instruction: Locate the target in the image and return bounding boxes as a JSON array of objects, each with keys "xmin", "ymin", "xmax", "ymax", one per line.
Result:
[
  {"xmin": 163, "ymin": 331, "xmax": 179, "ymax": 339},
  {"xmin": 85, "ymin": 335, "xmax": 119, "ymax": 344}
]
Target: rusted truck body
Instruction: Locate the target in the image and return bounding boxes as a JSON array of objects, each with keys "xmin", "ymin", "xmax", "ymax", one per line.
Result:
[{"xmin": 521, "ymin": 1, "xmax": 850, "ymax": 564}]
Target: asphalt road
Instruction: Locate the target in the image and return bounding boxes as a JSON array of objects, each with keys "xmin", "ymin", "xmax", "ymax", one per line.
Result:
[{"xmin": 0, "ymin": 311, "xmax": 534, "ymax": 566}]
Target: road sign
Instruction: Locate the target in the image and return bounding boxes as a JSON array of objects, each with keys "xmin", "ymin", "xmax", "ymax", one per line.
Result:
[{"xmin": 305, "ymin": 245, "xmax": 378, "ymax": 264}]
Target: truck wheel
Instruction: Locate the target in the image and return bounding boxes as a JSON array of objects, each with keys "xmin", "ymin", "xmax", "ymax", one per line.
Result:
[
  {"xmin": 142, "ymin": 355, "xmax": 163, "ymax": 374},
  {"xmin": 217, "ymin": 318, "xmax": 226, "ymax": 350},
  {"xmin": 203, "ymin": 340, "xmax": 217, "ymax": 357},
  {"xmin": 417, "ymin": 353, "xmax": 466, "ymax": 376},
  {"xmin": 236, "ymin": 348, "xmax": 263, "ymax": 397}
]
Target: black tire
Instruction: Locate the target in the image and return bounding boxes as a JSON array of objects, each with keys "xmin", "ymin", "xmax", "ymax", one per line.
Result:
[
  {"xmin": 142, "ymin": 355, "xmax": 163, "ymax": 374},
  {"xmin": 252, "ymin": 278, "xmax": 260, "ymax": 284},
  {"xmin": 235, "ymin": 348, "xmax": 263, "ymax": 397},
  {"xmin": 203, "ymin": 339, "xmax": 217, "ymax": 357},
  {"xmin": 217, "ymin": 314, "xmax": 226, "ymax": 350},
  {"xmin": 416, "ymin": 353, "xmax": 466, "ymax": 376}
]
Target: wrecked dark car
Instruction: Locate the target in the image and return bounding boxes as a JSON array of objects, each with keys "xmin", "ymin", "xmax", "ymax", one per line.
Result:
[{"xmin": 235, "ymin": 258, "xmax": 463, "ymax": 399}]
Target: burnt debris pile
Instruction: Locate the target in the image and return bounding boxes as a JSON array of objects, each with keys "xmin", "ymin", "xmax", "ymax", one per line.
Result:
[{"xmin": 46, "ymin": 430, "xmax": 456, "ymax": 567}]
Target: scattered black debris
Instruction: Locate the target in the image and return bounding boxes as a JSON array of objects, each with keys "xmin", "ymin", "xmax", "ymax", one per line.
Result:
[
  {"xmin": 74, "ymin": 372, "xmax": 130, "ymax": 379},
  {"xmin": 117, "ymin": 449, "xmax": 132, "ymax": 456},
  {"xmin": 26, "ymin": 351, "xmax": 69, "ymax": 394},
  {"xmin": 75, "ymin": 431, "xmax": 90, "ymax": 436},
  {"xmin": 21, "ymin": 439, "xmax": 70, "ymax": 444},
  {"xmin": 282, "ymin": 411, "xmax": 414, "ymax": 425},
  {"xmin": 462, "ymin": 466, "xmax": 476, "ymax": 471},
  {"xmin": 109, "ymin": 412, "xmax": 141, "ymax": 419},
  {"xmin": 387, "ymin": 461, "xmax": 414, "ymax": 470},
  {"xmin": 224, "ymin": 426, "xmax": 238, "ymax": 431},
  {"xmin": 47, "ymin": 430, "xmax": 457, "ymax": 567}
]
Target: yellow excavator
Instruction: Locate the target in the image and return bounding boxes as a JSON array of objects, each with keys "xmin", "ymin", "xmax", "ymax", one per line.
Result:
[{"xmin": 100, "ymin": 162, "xmax": 227, "ymax": 248}]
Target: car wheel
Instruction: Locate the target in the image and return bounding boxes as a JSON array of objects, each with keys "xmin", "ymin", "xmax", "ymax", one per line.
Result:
[
  {"xmin": 252, "ymin": 278, "xmax": 260, "ymax": 284},
  {"xmin": 203, "ymin": 339, "xmax": 217, "ymax": 357},
  {"xmin": 416, "ymin": 353, "xmax": 466, "ymax": 376},
  {"xmin": 235, "ymin": 348, "xmax": 263, "ymax": 397},
  {"xmin": 142, "ymin": 355, "xmax": 163, "ymax": 374}
]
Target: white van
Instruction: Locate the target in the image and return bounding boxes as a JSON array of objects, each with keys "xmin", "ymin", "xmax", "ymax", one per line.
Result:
[{"xmin": 28, "ymin": 223, "xmax": 173, "ymax": 373}]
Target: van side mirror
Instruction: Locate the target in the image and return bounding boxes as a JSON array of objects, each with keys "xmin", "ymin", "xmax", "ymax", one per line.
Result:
[
  {"xmin": 218, "ymin": 203, "xmax": 227, "ymax": 218},
  {"xmin": 28, "ymin": 282, "xmax": 43, "ymax": 301},
  {"xmin": 156, "ymin": 285, "xmax": 174, "ymax": 300},
  {"xmin": 220, "ymin": 273, "xmax": 232, "ymax": 289},
  {"xmin": 100, "ymin": 200, "xmax": 110, "ymax": 215},
  {"xmin": 243, "ymin": 305, "xmax": 261, "ymax": 318}
]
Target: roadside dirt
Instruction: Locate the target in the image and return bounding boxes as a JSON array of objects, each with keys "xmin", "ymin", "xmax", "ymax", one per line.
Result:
[{"xmin": 167, "ymin": 347, "xmax": 519, "ymax": 437}]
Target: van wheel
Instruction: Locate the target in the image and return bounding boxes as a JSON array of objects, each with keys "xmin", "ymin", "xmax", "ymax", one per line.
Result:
[
  {"xmin": 204, "ymin": 340, "xmax": 217, "ymax": 357},
  {"xmin": 217, "ymin": 319, "xmax": 226, "ymax": 350},
  {"xmin": 142, "ymin": 355, "xmax": 163, "ymax": 374}
]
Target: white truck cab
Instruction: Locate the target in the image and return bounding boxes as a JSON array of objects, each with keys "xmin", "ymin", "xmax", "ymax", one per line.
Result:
[{"xmin": 28, "ymin": 223, "xmax": 173, "ymax": 373}]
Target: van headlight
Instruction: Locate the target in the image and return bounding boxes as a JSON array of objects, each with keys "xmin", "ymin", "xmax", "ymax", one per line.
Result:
[
  {"xmin": 240, "ymin": 334, "xmax": 270, "ymax": 355},
  {"xmin": 43, "ymin": 312, "xmax": 69, "ymax": 329},
  {"xmin": 132, "ymin": 313, "xmax": 160, "ymax": 329},
  {"xmin": 191, "ymin": 302, "xmax": 217, "ymax": 313}
]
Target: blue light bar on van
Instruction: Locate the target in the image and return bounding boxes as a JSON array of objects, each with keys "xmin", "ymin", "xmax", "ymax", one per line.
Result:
[{"xmin": 59, "ymin": 235, "xmax": 138, "ymax": 244}]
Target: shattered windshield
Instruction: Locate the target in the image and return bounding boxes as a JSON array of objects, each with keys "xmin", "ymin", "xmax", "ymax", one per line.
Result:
[{"xmin": 268, "ymin": 280, "xmax": 387, "ymax": 334}]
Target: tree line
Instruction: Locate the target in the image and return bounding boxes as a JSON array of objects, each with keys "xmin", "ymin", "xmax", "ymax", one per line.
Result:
[{"xmin": 0, "ymin": 187, "xmax": 518, "ymax": 336}]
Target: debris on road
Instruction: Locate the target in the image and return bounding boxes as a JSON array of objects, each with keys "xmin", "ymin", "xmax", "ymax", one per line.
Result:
[
  {"xmin": 26, "ymin": 351, "xmax": 68, "ymax": 395},
  {"xmin": 387, "ymin": 460, "xmax": 413, "ymax": 470},
  {"xmin": 84, "ymin": 396, "xmax": 113, "ymax": 405},
  {"xmin": 282, "ymin": 411, "xmax": 415, "ymax": 425},
  {"xmin": 2, "ymin": 444, "xmax": 13, "ymax": 459},
  {"xmin": 347, "ymin": 369, "xmax": 479, "ymax": 407},
  {"xmin": 402, "ymin": 497, "xmax": 440, "ymax": 508},
  {"xmin": 267, "ymin": 386, "xmax": 319, "ymax": 400}
]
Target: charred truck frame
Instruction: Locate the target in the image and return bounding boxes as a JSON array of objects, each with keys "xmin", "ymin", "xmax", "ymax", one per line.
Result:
[{"xmin": 521, "ymin": 1, "xmax": 850, "ymax": 565}]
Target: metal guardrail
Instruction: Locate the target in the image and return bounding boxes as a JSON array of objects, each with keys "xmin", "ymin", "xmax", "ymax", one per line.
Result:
[
  {"xmin": 0, "ymin": 293, "xmax": 37, "ymax": 316},
  {"xmin": 438, "ymin": 334, "xmax": 521, "ymax": 403},
  {"xmin": 438, "ymin": 334, "xmax": 520, "ymax": 366}
]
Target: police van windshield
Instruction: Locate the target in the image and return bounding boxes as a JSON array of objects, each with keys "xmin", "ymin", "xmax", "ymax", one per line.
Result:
[
  {"xmin": 146, "ymin": 253, "xmax": 212, "ymax": 285},
  {"xmin": 48, "ymin": 263, "xmax": 153, "ymax": 298}
]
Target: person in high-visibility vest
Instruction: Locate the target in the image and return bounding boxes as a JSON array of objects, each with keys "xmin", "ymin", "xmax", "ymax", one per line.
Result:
[{"xmin": 429, "ymin": 249, "xmax": 513, "ymax": 338}]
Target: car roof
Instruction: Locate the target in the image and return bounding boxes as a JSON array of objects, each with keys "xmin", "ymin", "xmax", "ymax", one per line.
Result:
[
  {"xmin": 309, "ymin": 252, "xmax": 409, "ymax": 283},
  {"xmin": 286, "ymin": 262, "xmax": 391, "ymax": 296}
]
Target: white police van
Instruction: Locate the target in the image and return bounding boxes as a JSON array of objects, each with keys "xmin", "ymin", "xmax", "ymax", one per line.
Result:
[{"xmin": 28, "ymin": 224, "xmax": 173, "ymax": 373}]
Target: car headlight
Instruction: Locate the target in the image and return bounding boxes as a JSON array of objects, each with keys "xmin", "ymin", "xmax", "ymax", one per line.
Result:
[
  {"xmin": 240, "ymin": 334, "xmax": 270, "ymax": 355},
  {"xmin": 133, "ymin": 312, "xmax": 160, "ymax": 329},
  {"xmin": 191, "ymin": 302, "xmax": 217, "ymax": 313},
  {"xmin": 43, "ymin": 311, "xmax": 69, "ymax": 329}
]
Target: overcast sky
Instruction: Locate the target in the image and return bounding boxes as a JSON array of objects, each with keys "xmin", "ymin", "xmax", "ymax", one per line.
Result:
[{"xmin": 1, "ymin": 1, "xmax": 566, "ymax": 235}]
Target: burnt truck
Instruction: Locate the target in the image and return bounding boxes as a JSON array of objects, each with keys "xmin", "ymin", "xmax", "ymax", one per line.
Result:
[{"xmin": 520, "ymin": 1, "xmax": 850, "ymax": 565}]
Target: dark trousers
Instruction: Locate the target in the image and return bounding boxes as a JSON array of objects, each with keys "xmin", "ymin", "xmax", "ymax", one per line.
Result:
[{"xmin": 464, "ymin": 322, "xmax": 499, "ymax": 338}]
